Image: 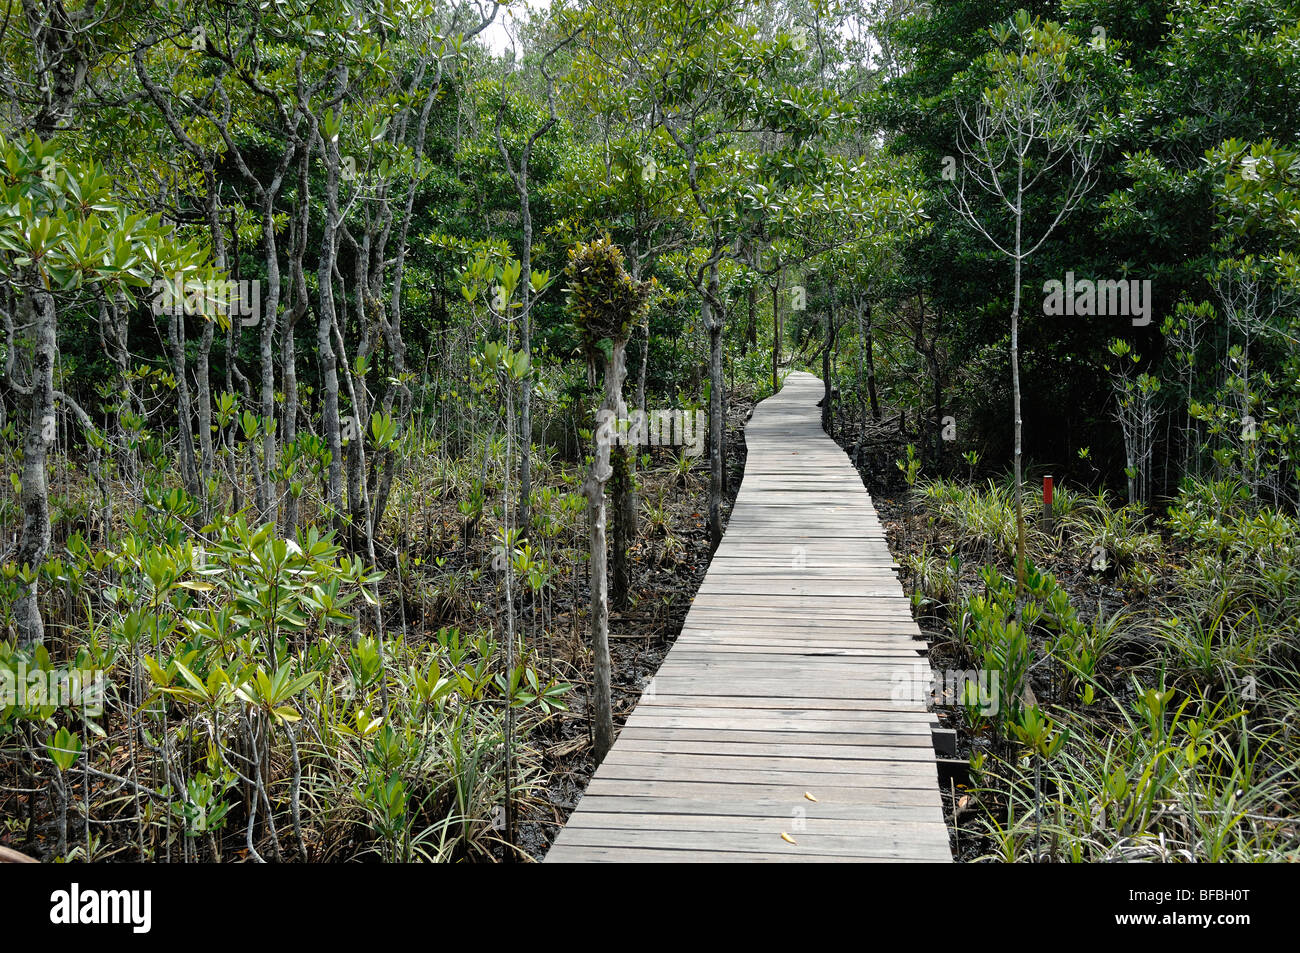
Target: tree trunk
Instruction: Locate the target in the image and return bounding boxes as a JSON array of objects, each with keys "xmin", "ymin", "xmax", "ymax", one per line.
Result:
[
  {"xmin": 770, "ymin": 280, "xmax": 781, "ymax": 395},
  {"xmin": 1012, "ymin": 257, "xmax": 1025, "ymax": 594},
  {"xmin": 586, "ymin": 338, "xmax": 627, "ymax": 762},
  {"xmin": 282, "ymin": 141, "xmax": 313, "ymax": 537},
  {"xmin": 611, "ymin": 274, "xmax": 646, "ymax": 610},
  {"xmin": 635, "ymin": 317, "xmax": 649, "ymax": 419},
  {"xmin": 932, "ymin": 301, "xmax": 945, "ymax": 465},
  {"xmin": 168, "ymin": 309, "xmax": 199, "ymax": 497},
  {"xmin": 822, "ymin": 297, "xmax": 836, "ymax": 432},
  {"xmin": 930, "ymin": 346, "xmax": 943, "ymax": 464},
  {"xmin": 13, "ymin": 287, "xmax": 56, "ymax": 646},
  {"xmin": 862, "ymin": 298, "xmax": 881, "ymax": 421},
  {"xmin": 516, "ymin": 196, "xmax": 533, "ymax": 538},
  {"xmin": 705, "ymin": 262, "xmax": 725, "ymax": 553},
  {"xmin": 611, "ymin": 445, "xmax": 632, "ymax": 609},
  {"xmin": 745, "ymin": 281, "xmax": 757, "ymax": 355},
  {"xmin": 258, "ymin": 200, "xmax": 280, "ymax": 527},
  {"xmin": 316, "ymin": 71, "xmax": 348, "ymax": 535},
  {"xmin": 197, "ymin": 178, "xmax": 224, "ymax": 506}
]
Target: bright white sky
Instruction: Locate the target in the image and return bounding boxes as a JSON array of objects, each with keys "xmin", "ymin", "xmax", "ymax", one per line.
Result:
[{"xmin": 479, "ymin": 0, "xmax": 553, "ymax": 56}]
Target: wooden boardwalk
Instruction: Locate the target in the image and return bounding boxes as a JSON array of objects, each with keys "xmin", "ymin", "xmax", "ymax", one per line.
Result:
[{"xmin": 544, "ymin": 372, "xmax": 951, "ymax": 862}]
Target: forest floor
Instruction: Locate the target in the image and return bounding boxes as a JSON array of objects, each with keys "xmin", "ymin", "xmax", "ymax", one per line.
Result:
[
  {"xmin": 0, "ymin": 392, "xmax": 758, "ymax": 864},
  {"xmin": 832, "ymin": 413, "xmax": 1298, "ymax": 862},
  {"xmin": 869, "ymin": 489, "xmax": 1135, "ymax": 860}
]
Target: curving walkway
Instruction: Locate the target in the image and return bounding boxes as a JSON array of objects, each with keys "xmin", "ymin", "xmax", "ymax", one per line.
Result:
[{"xmin": 544, "ymin": 372, "xmax": 951, "ymax": 862}]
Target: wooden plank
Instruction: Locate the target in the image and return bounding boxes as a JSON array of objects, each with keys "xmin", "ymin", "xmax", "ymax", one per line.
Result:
[
  {"xmin": 616, "ymin": 726, "xmax": 936, "ymax": 747},
  {"xmin": 562, "ymin": 812, "xmax": 950, "ymax": 838},
  {"xmin": 548, "ymin": 828, "xmax": 949, "ymax": 860},
  {"xmin": 598, "ymin": 750, "xmax": 942, "ymax": 776},
  {"xmin": 566, "ymin": 795, "xmax": 946, "ymax": 821},
  {"xmin": 543, "ymin": 847, "xmax": 910, "ymax": 863},
  {"xmin": 623, "ymin": 714, "xmax": 937, "ymax": 734},
  {"xmin": 580, "ymin": 778, "xmax": 943, "ymax": 806},
  {"xmin": 630, "ymin": 696, "xmax": 928, "ymax": 712},
  {"xmin": 611, "ymin": 739, "xmax": 938, "ymax": 761}
]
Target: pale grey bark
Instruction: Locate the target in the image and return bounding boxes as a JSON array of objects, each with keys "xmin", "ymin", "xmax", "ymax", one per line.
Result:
[
  {"xmin": 167, "ymin": 308, "xmax": 200, "ymax": 497},
  {"xmin": 586, "ymin": 338, "xmax": 628, "ymax": 761},
  {"xmin": 704, "ymin": 260, "xmax": 726, "ymax": 553},
  {"xmin": 282, "ymin": 132, "xmax": 314, "ymax": 536},
  {"xmin": 10, "ymin": 286, "xmax": 56, "ymax": 645},
  {"xmin": 315, "ymin": 67, "xmax": 349, "ymax": 533}
]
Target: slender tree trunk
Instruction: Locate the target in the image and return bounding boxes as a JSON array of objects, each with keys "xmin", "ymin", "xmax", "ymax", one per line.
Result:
[
  {"xmin": 745, "ymin": 281, "xmax": 757, "ymax": 355},
  {"xmin": 1012, "ymin": 252, "xmax": 1025, "ymax": 595},
  {"xmin": 822, "ymin": 297, "xmax": 836, "ymax": 432},
  {"xmin": 586, "ymin": 338, "xmax": 626, "ymax": 762},
  {"xmin": 258, "ymin": 193, "xmax": 281, "ymax": 527},
  {"xmin": 342, "ymin": 296, "xmax": 369, "ymax": 552},
  {"xmin": 705, "ymin": 262, "xmax": 725, "ymax": 553},
  {"xmin": 635, "ymin": 318, "xmax": 649, "ymax": 419},
  {"xmin": 770, "ymin": 279, "xmax": 781, "ymax": 394},
  {"xmin": 283, "ymin": 140, "xmax": 312, "ymax": 537},
  {"xmin": 225, "ymin": 220, "xmax": 237, "ymax": 396},
  {"xmin": 516, "ymin": 201, "xmax": 533, "ymax": 538},
  {"xmin": 930, "ymin": 300, "xmax": 945, "ymax": 466},
  {"xmin": 861, "ymin": 297, "xmax": 880, "ymax": 421},
  {"xmin": 930, "ymin": 347, "xmax": 943, "ymax": 463},
  {"xmin": 316, "ymin": 69, "xmax": 348, "ymax": 534},
  {"xmin": 169, "ymin": 310, "xmax": 199, "ymax": 497},
  {"xmin": 197, "ymin": 180, "xmax": 224, "ymax": 505},
  {"xmin": 502, "ymin": 375, "xmax": 518, "ymax": 851},
  {"xmin": 611, "ymin": 445, "xmax": 632, "ymax": 609},
  {"xmin": 281, "ymin": 307, "xmax": 301, "ymax": 535},
  {"xmin": 13, "ymin": 287, "xmax": 56, "ymax": 646},
  {"xmin": 372, "ymin": 59, "xmax": 443, "ymax": 535}
]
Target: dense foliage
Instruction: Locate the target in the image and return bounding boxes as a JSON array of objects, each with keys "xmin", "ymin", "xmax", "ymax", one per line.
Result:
[{"xmin": 0, "ymin": 0, "xmax": 1296, "ymax": 862}]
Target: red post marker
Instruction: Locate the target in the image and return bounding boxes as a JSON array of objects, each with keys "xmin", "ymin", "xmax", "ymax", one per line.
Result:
[{"xmin": 1042, "ymin": 475, "xmax": 1055, "ymax": 533}]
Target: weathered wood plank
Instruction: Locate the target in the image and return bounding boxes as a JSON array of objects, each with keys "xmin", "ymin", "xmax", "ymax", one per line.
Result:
[
  {"xmin": 551, "ymin": 828, "xmax": 949, "ymax": 860},
  {"xmin": 563, "ymin": 811, "xmax": 951, "ymax": 838},
  {"xmin": 580, "ymin": 778, "xmax": 943, "ymax": 805},
  {"xmin": 567, "ymin": 795, "xmax": 946, "ymax": 821},
  {"xmin": 616, "ymin": 726, "xmax": 936, "ymax": 747}
]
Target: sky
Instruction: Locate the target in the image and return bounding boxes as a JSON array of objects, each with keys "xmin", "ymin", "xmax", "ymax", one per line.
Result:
[{"xmin": 479, "ymin": 0, "xmax": 553, "ymax": 56}]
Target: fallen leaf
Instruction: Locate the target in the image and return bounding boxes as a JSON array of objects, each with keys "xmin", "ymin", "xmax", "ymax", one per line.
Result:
[
  {"xmin": 780, "ymin": 832, "xmax": 797, "ymax": 845},
  {"xmin": 803, "ymin": 792, "xmax": 818, "ymax": 802}
]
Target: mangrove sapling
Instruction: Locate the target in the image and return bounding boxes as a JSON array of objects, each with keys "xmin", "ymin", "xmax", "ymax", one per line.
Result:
[
  {"xmin": 1009, "ymin": 705, "xmax": 1067, "ymax": 862},
  {"xmin": 484, "ymin": 340, "xmax": 532, "ymax": 854},
  {"xmin": 896, "ymin": 443, "xmax": 921, "ymax": 552},
  {"xmin": 1104, "ymin": 339, "xmax": 1161, "ymax": 505},
  {"xmin": 459, "ymin": 248, "xmax": 537, "ymax": 850},
  {"xmin": 949, "ymin": 13, "xmax": 1100, "ymax": 597}
]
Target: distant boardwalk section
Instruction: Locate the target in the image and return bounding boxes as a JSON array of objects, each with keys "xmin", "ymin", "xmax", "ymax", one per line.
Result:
[{"xmin": 545, "ymin": 372, "xmax": 951, "ymax": 862}]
